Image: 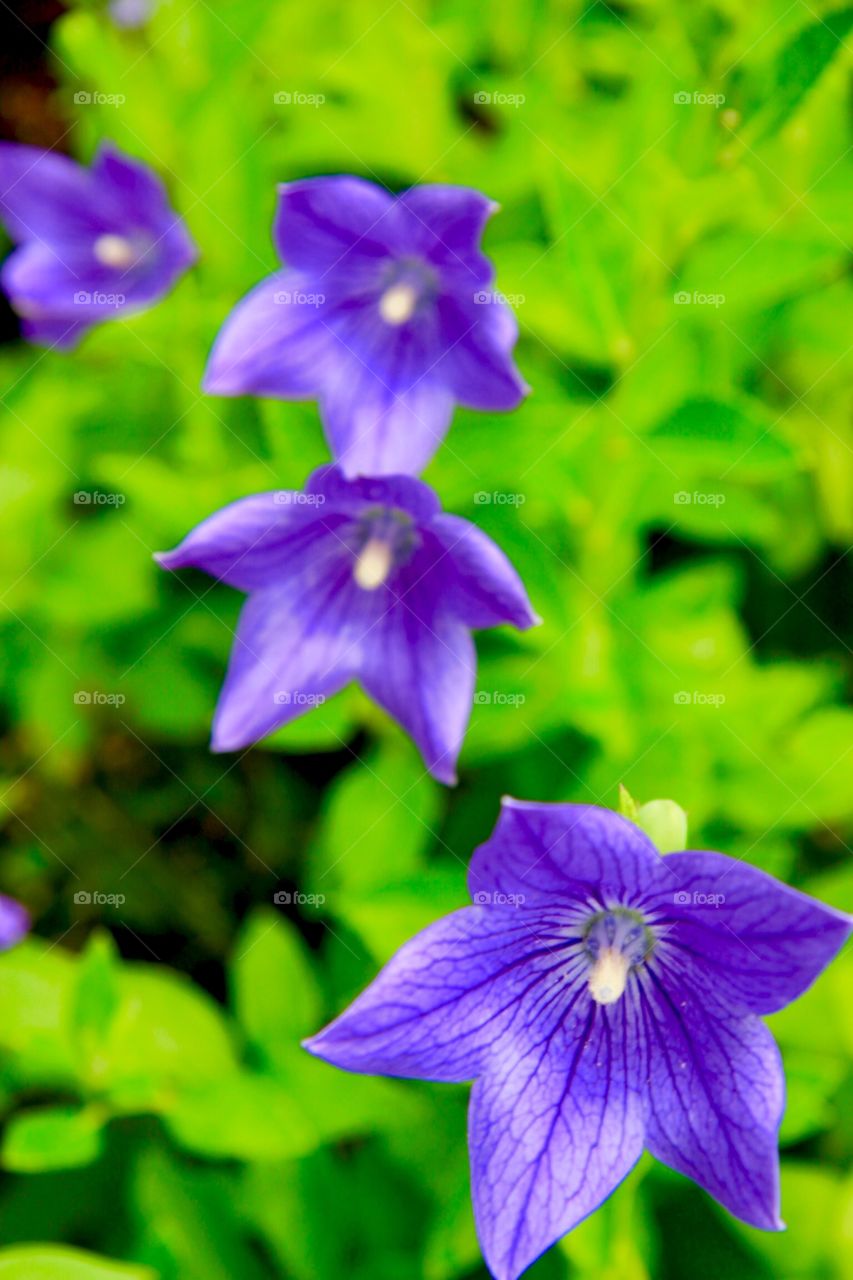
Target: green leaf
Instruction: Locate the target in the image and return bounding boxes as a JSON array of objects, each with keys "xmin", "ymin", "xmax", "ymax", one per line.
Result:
[
  {"xmin": 649, "ymin": 397, "xmax": 796, "ymax": 479},
  {"xmin": 1, "ymin": 1105, "xmax": 106, "ymax": 1174},
  {"xmin": 70, "ymin": 930, "xmax": 121, "ymax": 1083},
  {"xmin": 162, "ymin": 1074, "xmax": 319, "ymax": 1161},
  {"xmin": 231, "ymin": 909, "xmax": 322, "ymax": 1062},
  {"xmin": 751, "ymin": 8, "xmax": 853, "ymax": 142},
  {"xmin": 0, "ymin": 1245, "xmax": 154, "ymax": 1279}
]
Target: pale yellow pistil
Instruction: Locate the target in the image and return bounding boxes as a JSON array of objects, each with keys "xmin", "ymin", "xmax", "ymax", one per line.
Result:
[
  {"xmin": 93, "ymin": 234, "xmax": 137, "ymax": 268},
  {"xmin": 379, "ymin": 281, "xmax": 418, "ymax": 325},
  {"xmin": 354, "ymin": 538, "xmax": 394, "ymax": 590},
  {"xmin": 588, "ymin": 946, "xmax": 631, "ymax": 1005}
]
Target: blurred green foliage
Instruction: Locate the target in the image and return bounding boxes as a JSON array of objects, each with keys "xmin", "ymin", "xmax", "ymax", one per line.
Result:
[{"xmin": 0, "ymin": 0, "xmax": 851, "ymax": 1277}]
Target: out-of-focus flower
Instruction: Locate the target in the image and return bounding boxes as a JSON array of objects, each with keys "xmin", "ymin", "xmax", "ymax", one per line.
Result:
[
  {"xmin": 0, "ymin": 893, "xmax": 29, "ymax": 950},
  {"xmin": 204, "ymin": 176, "xmax": 528, "ymax": 476},
  {"xmin": 0, "ymin": 141, "xmax": 197, "ymax": 348},
  {"xmin": 306, "ymin": 798, "xmax": 852, "ymax": 1280},
  {"xmin": 108, "ymin": 0, "xmax": 156, "ymax": 28},
  {"xmin": 157, "ymin": 466, "xmax": 538, "ymax": 782}
]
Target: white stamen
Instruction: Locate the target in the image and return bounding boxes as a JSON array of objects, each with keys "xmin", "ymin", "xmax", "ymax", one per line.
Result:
[
  {"xmin": 379, "ymin": 281, "xmax": 418, "ymax": 325},
  {"xmin": 93, "ymin": 234, "xmax": 136, "ymax": 268},
  {"xmin": 354, "ymin": 538, "xmax": 393, "ymax": 590},
  {"xmin": 588, "ymin": 947, "xmax": 631, "ymax": 1005}
]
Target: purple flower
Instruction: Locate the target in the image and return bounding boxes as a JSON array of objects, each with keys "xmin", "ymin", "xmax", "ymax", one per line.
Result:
[
  {"xmin": 156, "ymin": 466, "xmax": 538, "ymax": 782},
  {"xmin": 203, "ymin": 176, "xmax": 528, "ymax": 477},
  {"xmin": 305, "ymin": 799, "xmax": 852, "ymax": 1280},
  {"xmin": 108, "ymin": 0, "xmax": 155, "ymax": 27},
  {"xmin": 0, "ymin": 894, "xmax": 29, "ymax": 950},
  {"xmin": 0, "ymin": 141, "xmax": 197, "ymax": 348}
]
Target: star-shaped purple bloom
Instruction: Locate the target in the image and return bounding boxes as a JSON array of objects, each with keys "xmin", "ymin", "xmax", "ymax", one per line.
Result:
[
  {"xmin": 156, "ymin": 466, "xmax": 538, "ymax": 782},
  {"xmin": 0, "ymin": 141, "xmax": 197, "ymax": 349},
  {"xmin": 305, "ymin": 799, "xmax": 852, "ymax": 1280},
  {"xmin": 0, "ymin": 893, "xmax": 29, "ymax": 950},
  {"xmin": 203, "ymin": 176, "xmax": 528, "ymax": 477}
]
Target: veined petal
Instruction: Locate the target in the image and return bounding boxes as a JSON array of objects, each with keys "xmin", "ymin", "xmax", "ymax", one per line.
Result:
[
  {"xmin": 211, "ymin": 553, "xmax": 370, "ymax": 752},
  {"xmin": 469, "ymin": 800, "xmax": 678, "ymax": 911},
  {"xmin": 437, "ymin": 292, "xmax": 528, "ymax": 411},
  {"xmin": 650, "ymin": 851, "xmax": 852, "ymax": 1014},
  {"xmin": 305, "ymin": 905, "xmax": 564, "ymax": 1082},
  {"xmin": 155, "ymin": 493, "xmax": 340, "ymax": 592},
  {"xmin": 358, "ymin": 596, "xmax": 476, "ymax": 783},
  {"xmin": 470, "ymin": 993, "xmax": 646, "ymax": 1280},
  {"xmin": 203, "ymin": 271, "xmax": 336, "ymax": 398},
  {"xmin": 638, "ymin": 956, "xmax": 785, "ymax": 1230},
  {"xmin": 429, "ymin": 514, "xmax": 540, "ymax": 630},
  {"xmin": 273, "ymin": 176, "xmax": 400, "ymax": 275},
  {"xmin": 396, "ymin": 185, "xmax": 497, "ymax": 289}
]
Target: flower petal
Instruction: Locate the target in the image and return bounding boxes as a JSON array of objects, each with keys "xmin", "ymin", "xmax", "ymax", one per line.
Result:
[
  {"xmin": 2, "ymin": 236, "xmax": 180, "ymax": 320},
  {"xmin": 273, "ymin": 176, "xmax": 399, "ymax": 275},
  {"xmin": 639, "ymin": 957, "xmax": 785, "ymax": 1230},
  {"xmin": 358, "ymin": 596, "xmax": 476, "ymax": 784},
  {"xmin": 429, "ymin": 514, "xmax": 540, "ymax": 630},
  {"xmin": 18, "ymin": 311, "xmax": 91, "ymax": 350},
  {"xmin": 155, "ymin": 492, "xmax": 337, "ymax": 592},
  {"xmin": 470, "ymin": 995, "xmax": 646, "ymax": 1280},
  {"xmin": 91, "ymin": 143, "xmax": 193, "ymax": 250},
  {"xmin": 304, "ymin": 905, "xmax": 561, "ymax": 1081},
  {"xmin": 469, "ymin": 799, "xmax": 678, "ymax": 909},
  {"xmin": 396, "ymin": 185, "xmax": 497, "ymax": 289},
  {"xmin": 0, "ymin": 143, "xmax": 105, "ymax": 243},
  {"xmin": 305, "ymin": 465, "xmax": 441, "ymax": 522},
  {"xmin": 437, "ymin": 292, "xmax": 529, "ymax": 411},
  {"xmin": 320, "ymin": 353, "xmax": 454, "ymax": 477},
  {"xmin": 651, "ymin": 851, "xmax": 852, "ymax": 1014},
  {"xmin": 203, "ymin": 271, "xmax": 336, "ymax": 398},
  {"xmin": 0, "ymin": 894, "xmax": 29, "ymax": 949},
  {"xmin": 211, "ymin": 580, "xmax": 359, "ymax": 752}
]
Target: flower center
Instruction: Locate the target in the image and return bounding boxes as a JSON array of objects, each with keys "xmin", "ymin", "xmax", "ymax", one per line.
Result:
[
  {"xmin": 379, "ymin": 281, "xmax": 419, "ymax": 325},
  {"xmin": 354, "ymin": 538, "xmax": 395, "ymax": 590},
  {"xmin": 352, "ymin": 508, "xmax": 419, "ymax": 591},
  {"xmin": 93, "ymin": 234, "xmax": 137, "ymax": 268},
  {"xmin": 376, "ymin": 258, "xmax": 437, "ymax": 327},
  {"xmin": 583, "ymin": 908, "xmax": 651, "ymax": 1006}
]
